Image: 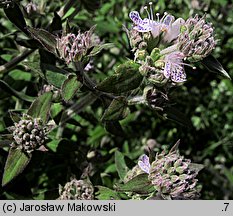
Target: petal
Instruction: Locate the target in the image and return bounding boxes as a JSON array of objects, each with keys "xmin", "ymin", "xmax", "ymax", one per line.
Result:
[
  {"xmin": 163, "ymin": 15, "xmax": 174, "ymax": 26},
  {"xmin": 134, "ymin": 25, "xmax": 152, "ymax": 32},
  {"xmin": 170, "ymin": 65, "xmax": 186, "ymax": 82},
  {"xmin": 163, "ymin": 18, "xmax": 185, "ymax": 43},
  {"xmin": 138, "ymin": 154, "xmax": 150, "ymax": 174},
  {"xmin": 129, "ymin": 11, "xmax": 143, "ymax": 25},
  {"xmin": 164, "ymin": 62, "xmax": 171, "ymax": 79}
]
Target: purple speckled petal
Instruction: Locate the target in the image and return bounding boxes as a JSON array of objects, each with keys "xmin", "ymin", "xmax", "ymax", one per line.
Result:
[
  {"xmin": 134, "ymin": 25, "xmax": 152, "ymax": 32},
  {"xmin": 138, "ymin": 154, "xmax": 150, "ymax": 174},
  {"xmin": 170, "ymin": 65, "xmax": 186, "ymax": 83},
  {"xmin": 164, "ymin": 61, "xmax": 171, "ymax": 79},
  {"xmin": 129, "ymin": 11, "xmax": 143, "ymax": 25}
]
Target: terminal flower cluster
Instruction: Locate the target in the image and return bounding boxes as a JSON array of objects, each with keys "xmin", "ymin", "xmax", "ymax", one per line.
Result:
[
  {"xmin": 57, "ymin": 26, "xmax": 97, "ymax": 64},
  {"xmin": 58, "ymin": 178, "xmax": 94, "ymax": 200},
  {"xmin": 124, "ymin": 143, "xmax": 203, "ymax": 200},
  {"xmin": 9, "ymin": 114, "xmax": 49, "ymax": 153},
  {"xmin": 128, "ymin": 2, "xmax": 216, "ymax": 84}
]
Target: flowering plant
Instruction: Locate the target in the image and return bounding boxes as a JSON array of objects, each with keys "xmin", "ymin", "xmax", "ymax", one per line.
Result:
[{"xmin": 0, "ymin": 0, "xmax": 232, "ymax": 200}]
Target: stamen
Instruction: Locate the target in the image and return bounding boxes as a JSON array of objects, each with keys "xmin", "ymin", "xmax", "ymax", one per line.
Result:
[
  {"xmin": 156, "ymin": 13, "xmax": 160, "ymax": 22},
  {"xmin": 143, "ymin": 6, "xmax": 151, "ymax": 20},
  {"xmin": 161, "ymin": 12, "xmax": 168, "ymax": 22},
  {"xmin": 149, "ymin": 2, "xmax": 154, "ymax": 21}
]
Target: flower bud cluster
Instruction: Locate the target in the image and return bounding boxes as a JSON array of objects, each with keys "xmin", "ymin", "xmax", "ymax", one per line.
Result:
[
  {"xmin": 10, "ymin": 114, "xmax": 47, "ymax": 153},
  {"xmin": 124, "ymin": 144, "xmax": 203, "ymax": 200},
  {"xmin": 177, "ymin": 15, "xmax": 216, "ymax": 62},
  {"xmin": 148, "ymin": 151, "xmax": 201, "ymax": 199},
  {"xmin": 128, "ymin": 3, "xmax": 216, "ymax": 85},
  {"xmin": 58, "ymin": 179, "xmax": 94, "ymax": 200},
  {"xmin": 57, "ymin": 27, "xmax": 97, "ymax": 64}
]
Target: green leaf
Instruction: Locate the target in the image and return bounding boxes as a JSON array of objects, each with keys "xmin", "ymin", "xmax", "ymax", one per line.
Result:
[
  {"xmin": 9, "ymin": 111, "xmax": 21, "ymax": 123},
  {"xmin": 115, "ymin": 173, "xmax": 154, "ymax": 194},
  {"xmin": 4, "ymin": 4, "xmax": 28, "ymax": 35},
  {"xmin": 104, "ymin": 121, "xmax": 125, "ymax": 137},
  {"xmin": 96, "ymin": 61, "xmax": 142, "ymax": 93},
  {"xmin": 22, "ymin": 61, "xmax": 45, "ymax": 78},
  {"xmin": 115, "ymin": 150, "xmax": 128, "ymax": 181},
  {"xmin": 61, "ymin": 74, "xmax": 80, "ymax": 102},
  {"xmin": 27, "ymin": 27, "xmax": 57, "ymax": 54},
  {"xmin": 0, "ymin": 80, "xmax": 35, "ymax": 102},
  {"xmin": 201, "ymin": 55, "xmax": 231, "ymax": 80},
  {"xmin": 27, "ymin": 92, "xmax": 53, "ymax": 123},
  {"xmin": 88, "ymin": 43, "xmax": 114, "ymax": 57},
  {"xmin": 45, "ymin": 70, "xmax": 67, "ymax": 88},
  {"xmin": 102, "ymin": 97, "xmax": 128, "ymax": 121},
  {"xmin": 46, "ymin": 139, "xmax": 62, "ymax": 152},
  {"xmin": 95, "ymin": 186, "xmax": 121, "ymax": 200},
  {"xmin": 2, "ymin": 148, "xmax": 32, "ymax": 186}
]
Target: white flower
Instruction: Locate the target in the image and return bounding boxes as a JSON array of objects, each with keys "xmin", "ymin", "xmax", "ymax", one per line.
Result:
[
  {"xmin": 129, "ymin": 2, "xmax": 184, "ymax": 43},
  {"xmin": 163, "ymin": 51, "xmax": 187, "ymax": 83}
]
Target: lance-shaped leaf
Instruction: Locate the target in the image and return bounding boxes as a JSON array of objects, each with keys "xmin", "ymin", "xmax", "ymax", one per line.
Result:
[
  {"xmin": 114, "ymin": 173, "xmax": 154, "ymax": 194},
  {"xmin": 45, "ymin": 70, "xmax": 67, "ymax": 88},
  {"xmin": 4, "ymin": 3, "xmax": 28, "ymax": 35},
  {"xmin": 95, "ymin": 186, "xmax": 121, "ymax": 200},
  {"xmin": 189, "ymin": 163, "xmax": 204, "ymax": 173},
  {"xmin": 102, "ymin": 97, "xmax": 128, "ymax": 121},
  {"xmin": 2, "ymin": 148, "xmax": 32, "ymax": 186},
  {"xmin": 27, "ymin": 27, "xmax": 57, "ymax": 54},
  {"xmin": 27, "ymin": 92, "xmax": 53, "ymax": 123},
  {"xmin": 104, "ymin": 121, "xmax": 125, "ymax": 137},
  {"xmin": 88, "ymin": 43, "xmax": 114, "ymax": 57},
  {"xmin": 61, "ymin": 74, "xmax": 80, "ymax": 102},
  {"xmin": 115, "ymin": 150, "xmax": 128, "ymax": 181},
  {"xmin": 201, "ymin": 55, "xmax": 231, "ymax": 80},
  {"xmin": 96, "ymin": 61, "xmax": 143, "ymax": 94},
  {"xmin": 0, "ymin": 80, "xmax": 35, "ymax": 102}
]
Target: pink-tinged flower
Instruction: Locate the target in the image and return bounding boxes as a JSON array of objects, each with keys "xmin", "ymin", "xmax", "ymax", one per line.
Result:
[
  {"xmin": 163, "ymin": 51, "xmax": 187, "ymax": 83},
  {"xmin": 138, "ymin": 154, "xmax": 151, "ymax": 174},
  {"xmin": 129, "ymin": 2, "xmax": 184, "ymax": 43}
]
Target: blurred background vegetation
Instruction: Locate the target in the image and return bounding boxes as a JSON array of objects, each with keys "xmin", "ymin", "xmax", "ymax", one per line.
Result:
[{"xmin": 0, "ymin": 0, "xmax": 233, "ymax": 199}]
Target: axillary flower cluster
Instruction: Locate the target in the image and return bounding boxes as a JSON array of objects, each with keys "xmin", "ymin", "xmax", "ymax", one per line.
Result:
[
  {"xmin": 128, "ymin": 2, "xmax": 216, "ymax": 84},
  {"xmin": 124, "ymin": 144, "xmax": 203, "ymax": 200}
]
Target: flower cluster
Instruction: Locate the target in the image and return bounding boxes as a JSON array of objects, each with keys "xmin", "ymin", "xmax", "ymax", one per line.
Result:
[
  {"xmin": 58, "ymin": 178, "xmax": 94, "ymax": 200},
  {"xmin": 9, "ymin": 114, "xmax": 49, "ymax": 153},
  {"xmin": 57, "ymin": 26, "xmax": 97, "ymax": 64},
  {"xmin": 128, "ymin": 2, "xmax": 215, "ymax": 84},
  {"xmin": 124, "ymin": 143, "xmax": 203, "ymax": 200}
]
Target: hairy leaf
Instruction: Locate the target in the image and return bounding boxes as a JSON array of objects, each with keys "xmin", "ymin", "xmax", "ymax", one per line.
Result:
[
  {"xmin": 27, "ymin": 27, "xmax": 57, "ymax": 54},
  {"xmin": 201, "ymin": 55, "xmax": 231, "ymax": 80},
  {"xmin": 115, "ymin": 150, "xmax": 128, "ymax": 181},
  {"xmin": 114, "ymin": 173, "xmax": 154, "ymax": 194},
  {"xmin": 96, "ymin": 61, "xmax": 142, "ymax": 94},
  {"xmin": 102, "ymin": 97, "xmax": 128, "ymax": 121},
  {"xmin": 27, "ymin": 92, "xmax": 53, "ymax": 123},
  {"xmin": 2, "ymin": 148, "xmax": 32, "ymax": 186},
  {"xmin": 61, "ymin": 74, "xmax": 80, "ymax": 102}
]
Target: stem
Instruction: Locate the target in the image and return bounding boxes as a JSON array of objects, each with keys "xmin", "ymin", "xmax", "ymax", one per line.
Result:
[{"xmin": 0, "ymin": 49, "xmax": 35, "ymax": 74}]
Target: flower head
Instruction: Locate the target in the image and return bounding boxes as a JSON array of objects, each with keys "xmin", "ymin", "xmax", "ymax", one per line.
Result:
[
  {"xmin": 148, "ymin": 148, "xmax": 202, "ymax": 199},
  {"xmin": 9, "ymin": 114, "xmax": 49, "ymax": 153},
  {"xmin": 129, "ymin": 2, "xmax": 184, "ymax": 43},
  {"xmin": 58, "ymin": 178, "xmax": 94, "ymax": 200},
  {"xmin": 57, "ymin": 26, "xmax": 96, "ymax": 64},
  {"xmin": 177, "ymin": 14, "xmax": 216, "ymax": 61},
  {"xmin": 163, "ymin": 51, "xmax": 187, "ymax": 83}
]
